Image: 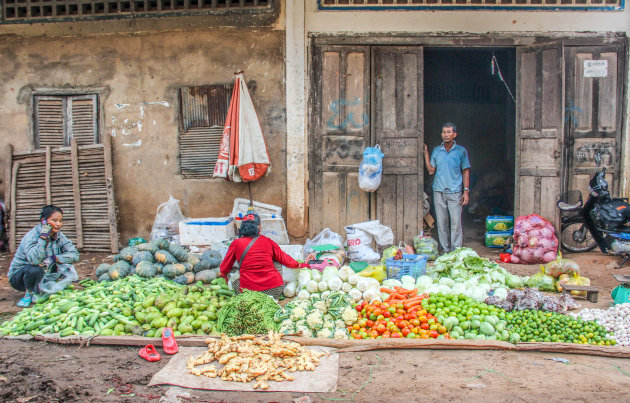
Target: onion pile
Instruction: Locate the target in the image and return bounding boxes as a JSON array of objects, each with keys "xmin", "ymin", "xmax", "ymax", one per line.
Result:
[{"xmin": 570, "ymin": 304, "xmax": 630, "ymax": 346}]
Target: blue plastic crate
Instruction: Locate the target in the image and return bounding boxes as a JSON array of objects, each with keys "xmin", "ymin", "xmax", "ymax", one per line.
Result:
[{"xmin": 385, "ymin": 254, "xmax": 428, "ymax": 280}]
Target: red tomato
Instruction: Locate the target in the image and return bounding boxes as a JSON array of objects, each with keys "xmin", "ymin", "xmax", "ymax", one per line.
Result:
[
  {"xmin": 401, "ymin": 328, "xmax": 411, "ymax": 337},
  {"xmin": 369, "ymin": 330, "xmax": 379, "ymax": 338},
  {"xmin": 353, "ymin": 333, "xmax": 363, "ymax": 339},
  {"xmin": 356, "ymin": 305, "xmax": 363, "ymax": 312},
  {"xmin": 366, "ymin": 320, "xmax": 375, "ymax": 328},
  {"xmin": 376, "ymin": 324, "xmax": 387, "ymax": 334},
  {"xmin": 420, "ymin": 323, "xmax": 429, "ymax": 330},
  {"xmin": 382, "ymin": 332, "xmax": 391, "ymax": 339},
  {"xmin": 429, "ymin": 330, "xmax": 439, "ymax": 339},
  {"xmin": 383, "ymin": 311, "xmax": 391, "ymax": 318},
  {"xmin": 418, "ymin": 315, "xmax": 428, "ymax": 323},
  {"xmin": 391, "ymin": 332, "xmax": 402, "ymax": 338},
  {"xmin": 361, "ymin": 300, "xmax": 368, "ymax": 307},
  {"xmin": 410, "ymin": 319, "xmax": 420, "ymax": 327},
  {"xmin": 373, "ymin": 308, "xmax": 382, "ymax": 316}
]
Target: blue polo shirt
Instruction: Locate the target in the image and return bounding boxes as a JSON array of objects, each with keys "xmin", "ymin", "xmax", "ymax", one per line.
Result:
[{"xmin": 430, "ymin": 141, "xmax": 471, "ymax": 193}]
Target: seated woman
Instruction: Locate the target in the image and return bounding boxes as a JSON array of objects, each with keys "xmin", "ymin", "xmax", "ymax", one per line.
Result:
[
  {"xmin": 219, "ymin": 212, "xmax": 308, "ymax": 298},
  {"xmin": 8, "ymin": 205, "xmax": 80, "ymax": 307}
]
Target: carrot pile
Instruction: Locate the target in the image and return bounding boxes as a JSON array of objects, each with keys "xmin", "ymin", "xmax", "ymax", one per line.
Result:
[{"xmin": 380, "ymin": 286, "xmax": 428, "ymax": 310}]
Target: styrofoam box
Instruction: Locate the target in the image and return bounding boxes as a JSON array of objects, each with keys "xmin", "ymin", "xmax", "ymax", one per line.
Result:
[
  {"xmin": 260, "ymin": 216, "xmax": 290, "ymax": 245},
  {"xmin": 179, "ymin": 217, "xmax": 236, "ymax": 246},
  {"xmin": 232, "ymin": 198, "xmax": 282, "ymax": 219}
]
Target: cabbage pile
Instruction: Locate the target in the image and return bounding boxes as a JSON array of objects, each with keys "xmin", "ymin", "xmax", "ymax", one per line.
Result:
[
  {"xmin": 290, "ymin": 266, "xmax": 382, "ymax": 303},
  {"xmin": 423, "ymin": 248, "xmax": 527, "ymax": 302},
  {"xmin": 274, "ymin": 292, "xmax": 356, "ymax": 339}
]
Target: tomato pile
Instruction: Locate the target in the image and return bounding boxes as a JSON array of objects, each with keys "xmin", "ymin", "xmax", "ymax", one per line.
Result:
[{"xmin": 347, "ymin": 288, "xmax": 450, "ymax": 340}]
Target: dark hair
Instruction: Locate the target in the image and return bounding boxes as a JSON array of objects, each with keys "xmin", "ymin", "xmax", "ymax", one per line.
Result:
[
  {"xmin": 40, "ymin": 205, "xmax": 63, "ymax": 221},
  {"xmin": 442, "ymin": 122, "xmax": 457, "ymax": 133},
  {"xmin": 238, "ymin": 213, "xmax": 261, "ymax": 238}
]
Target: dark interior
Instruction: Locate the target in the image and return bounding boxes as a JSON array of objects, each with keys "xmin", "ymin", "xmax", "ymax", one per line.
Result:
[{"xmin": 423, "ymin": 48, "xmax": 516, "ymax": 244}]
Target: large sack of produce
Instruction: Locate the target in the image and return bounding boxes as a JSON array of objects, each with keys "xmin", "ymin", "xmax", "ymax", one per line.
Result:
[
  {"xmin": 510, "ymin": 214, "xmax": 558, "ymax": 264},
  {"xmin": 544, "ymin": 252, "xmax": 580, "ymax": 278}
]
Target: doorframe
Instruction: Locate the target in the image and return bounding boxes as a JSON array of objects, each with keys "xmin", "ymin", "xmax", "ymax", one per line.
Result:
[{"xmin": 307, "ymin": 33, "xmax": 628, "ymax": 232}]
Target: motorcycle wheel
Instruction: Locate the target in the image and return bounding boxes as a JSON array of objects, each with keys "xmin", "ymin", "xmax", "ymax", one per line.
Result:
[{"xmin": 560, "ymin": 220, "xmax": 597, "ymax": 253}]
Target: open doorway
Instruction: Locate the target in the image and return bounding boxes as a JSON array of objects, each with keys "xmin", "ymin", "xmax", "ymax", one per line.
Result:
[{"xmin": 423, "ymin": 48, "xmax": 516, "ymax": 249}]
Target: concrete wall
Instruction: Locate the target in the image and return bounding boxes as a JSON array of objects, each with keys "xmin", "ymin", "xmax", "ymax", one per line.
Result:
[{"xmin": 0, "ymin": 18, "xmax": 287, "ymax": 243}]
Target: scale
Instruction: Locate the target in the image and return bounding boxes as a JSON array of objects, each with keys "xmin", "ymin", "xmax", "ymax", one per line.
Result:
[{"xmin": 612, "ymin": 274, "xmax": 630, "ymax": 305}]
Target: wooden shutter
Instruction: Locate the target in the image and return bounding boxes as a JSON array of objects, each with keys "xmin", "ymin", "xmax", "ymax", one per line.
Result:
[
  {"xmin": 69, "ymin": 95, "xmax": 98, "ymax": 145},
  {"xmin": 516, "ymin": 43, "xmax": 564, "ymax": 229},
  {"xmin": 178, "ymin": 85, "xmax": 231, "ymax": 178},
  {"xmin": 34, "ymin": 96, "xmax": 66, "ymax": 148}
]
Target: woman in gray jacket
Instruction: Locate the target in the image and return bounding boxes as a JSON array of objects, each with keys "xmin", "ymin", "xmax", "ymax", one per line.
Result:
[{"xmin": 8, "ymin": 205, "xmax": 79, "ymax": 307}]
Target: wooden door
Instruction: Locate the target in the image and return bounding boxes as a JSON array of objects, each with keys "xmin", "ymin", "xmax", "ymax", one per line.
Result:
[
  {"xmin": 515, "ymin": 44, "xmax": 564, "ymax": 229},
  {"xmin": 565, "ymin": 45, "xmax": 626, "ymax": 199},
  {"xmin": 373, "ymin": 46, "xmax": 424, "ymax": 244},
  {"xmin": 309, "ymin": 45, "xmax": 371, "ymax": 236}
]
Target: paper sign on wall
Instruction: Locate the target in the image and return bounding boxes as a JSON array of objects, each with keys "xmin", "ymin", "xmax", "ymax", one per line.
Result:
[{"xmin": 583, "ymin": 60, "xmax": 608, "ymax": 78}]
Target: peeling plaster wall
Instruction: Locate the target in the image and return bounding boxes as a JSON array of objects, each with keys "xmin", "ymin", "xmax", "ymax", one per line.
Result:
[{"xmin": 0, "ymin": 28, "xmax": 286, "ymax": 243}]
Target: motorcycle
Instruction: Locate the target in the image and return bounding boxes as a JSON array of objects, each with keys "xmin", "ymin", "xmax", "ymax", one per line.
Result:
[{"xmin": 557, "ymin": 162, "xmax": 630, "ymax": 268}]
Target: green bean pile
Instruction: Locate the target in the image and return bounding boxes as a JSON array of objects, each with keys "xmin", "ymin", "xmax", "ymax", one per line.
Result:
[{"xmin": 216, "ymin": 291, "xmax": 280, "ymax": 336}]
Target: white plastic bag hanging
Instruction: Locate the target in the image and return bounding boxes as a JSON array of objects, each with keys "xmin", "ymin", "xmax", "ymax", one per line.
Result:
[
  {"xmin": 150, "ymin": 195, "xmax": 186, "ymax": 242},
  {"xmin": 358, "ymin": 145, "xmax": 384, "ymax": 192}
]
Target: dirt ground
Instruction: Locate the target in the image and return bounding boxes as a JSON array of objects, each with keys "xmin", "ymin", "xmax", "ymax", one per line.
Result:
[{"xmin": 1, "ymin": 243, "xmax": 630, "ymax": 402}]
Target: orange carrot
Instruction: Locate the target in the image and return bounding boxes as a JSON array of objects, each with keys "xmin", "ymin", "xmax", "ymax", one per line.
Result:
[
  {"xmin": 408, "ymin": 289, "xmax": 418, "ymax": 297},
  {"xmin": 393, "ymin": 286, "xmax": 414, "ymax": 295},
  {"xmin": 380, "ymin": 287, "xmax": 397, "ymax": 294},
  {"xmin": 403, "ymin": 300, "xmax": 424, "ymax": 309}
]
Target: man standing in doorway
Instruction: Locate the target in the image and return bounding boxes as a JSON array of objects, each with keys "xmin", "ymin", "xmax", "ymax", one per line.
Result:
[{"xmin": 424, "ymin": 123, "xmax": 471, "ymax": 253}]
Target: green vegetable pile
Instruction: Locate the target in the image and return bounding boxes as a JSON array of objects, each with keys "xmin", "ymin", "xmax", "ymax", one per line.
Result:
[
  {"xmin": 216, "ymin": 291, "xmax": 281, "ymax": 336},
  {"xmin": 0, "ymin": 275, "xmax": 234, "ymax": 337},
  {"xmin": 506, "ymin": 310, "xmax": 615, "ymax": 345},
  {"xmin": 422, "ymin": 293, "xmax": 515, "ymax": 342}
]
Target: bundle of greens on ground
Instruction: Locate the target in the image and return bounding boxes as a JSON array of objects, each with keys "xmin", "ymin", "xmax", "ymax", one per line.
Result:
[
  {"xmin": 98, "ymin": 239, "xmax": 222, "ymax": 285},
  {"xmin": 216, "ymin": 291, "xmax": 281, "ymax": 336},
  {"xmin": 0, "ymin": 276, "xmax": 234, "ymax": 337},
  {"xmin": 420, "ymin": 247, "xmax": 527, "ymax": 301},
  {"xmin": 274, "ymin": 291, "xmax": 356, "ymax": 339}
]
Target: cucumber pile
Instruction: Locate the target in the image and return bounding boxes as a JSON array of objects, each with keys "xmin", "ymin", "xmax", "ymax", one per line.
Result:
[{"xmin": 0, "ymin": 275, "xmax": 234, "ymax": 337}]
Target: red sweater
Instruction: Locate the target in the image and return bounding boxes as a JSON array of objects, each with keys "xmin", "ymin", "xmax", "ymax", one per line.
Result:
[{"xmin": 219, "ymin": 236, "xmax": 303, "ymax": 291}]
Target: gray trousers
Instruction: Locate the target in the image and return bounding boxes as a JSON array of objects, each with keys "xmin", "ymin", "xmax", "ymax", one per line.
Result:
[{"xmin": 434, "ymin": 191, "xmax": 463, "ymax": 253}]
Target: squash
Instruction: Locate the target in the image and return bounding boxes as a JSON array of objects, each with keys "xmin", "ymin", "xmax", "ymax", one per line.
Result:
[
  {"xmin": 119, "ymin": 246, "xmax": 138, "ymax": 262},
  {"xmin": 155, "ymin": 238, "xmax": 170, "ymax": 250},
  {"xmin": 98, "ymin": 273, "xmax": 111, "ymax": 282},
  {"xmin": 169, "ymin": 243, "xmax": 190, "ymax": 262},
  {"xmin": 95, "ymin": 263, "xmax": 111, "ymax": 278},
  {"xmin": 194, "ymin": 270, "xmax": 217, "ymax": 284},
  {"xmin": 132, "ymin": 250, "xmax": 155, "ymax": 265},
  {"xmin": 155, "ymin": 262, "xmax": 164, "ymax": 274},
  {"xmin": 111, "ymin": 260, "xmax": 131, "ymax": 271},
  {"xmin": 136, "ymin": 261, "xmax": 158, "ymax": 278},
  {"xmin": 137, "ymin": 242, "xmax": 159, "ymax": 254},
  {"xmin": 162, "ymin": 263, "xmax": 186, "ymax": 279},
  {"xmin": 112, "ymin": 254, "xmax": 123, "ymax": 262},
  {"xmin": 201, "ymin": 249, "xmax": 222, "ymax": 262},
  {"xmin": 187, "ymin": 255, "xmax": 201, "ymax": 267},
  {"xmin": 173, "ymin": 272, "xmax": 195, "ymax": 285},
  {"xmin": 108, "ymin": 264, "xmax": 130, "ymax": 281},
  {"xmin": 155, "ymin": 250, "xmax": 177, "ymax": 264},
  {"xmin": 183, "ymin": 262, "xmax": 194, "ymax": 272},
  {"xmin": 193, "ymin": 259, "xmax": 213, "ymax": 273}
]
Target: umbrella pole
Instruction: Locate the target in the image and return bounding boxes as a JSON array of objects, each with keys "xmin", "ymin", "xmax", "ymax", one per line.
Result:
[{"xmin": 248, "ymin": 182, "xmax": 253, "ymax": 210}]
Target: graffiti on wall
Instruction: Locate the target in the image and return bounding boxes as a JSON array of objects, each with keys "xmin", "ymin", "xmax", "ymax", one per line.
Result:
[
  {"xmin": 575, "ymin": 141, "xmax": 614, "ymax": 166},
  {"xmin": 327, "ymin": 97, "xmax": 370, "ymax": 130}
]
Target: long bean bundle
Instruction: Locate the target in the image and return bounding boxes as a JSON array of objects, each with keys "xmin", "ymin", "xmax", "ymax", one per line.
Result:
[{"xmin": 216, "ymin": 291, "xmax": 280, "ymax": 336}]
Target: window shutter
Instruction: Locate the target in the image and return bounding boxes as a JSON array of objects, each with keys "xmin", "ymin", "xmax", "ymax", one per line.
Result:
[
  {"xmin": 69, "ymin": 95, "xmax": 98, "ymax": 145},
  {"xmin": 179, "ymin": 84, "xmax": 231, "ymax": 178},
  {"xmin": 34, "ymin": 96, "xmax": 66, "ymax": 148}
]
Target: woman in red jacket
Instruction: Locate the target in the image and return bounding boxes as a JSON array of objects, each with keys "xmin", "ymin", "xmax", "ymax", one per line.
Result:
[{"xmin": 219, "ymin": 213, "xmax": 308, "ymax": 298}]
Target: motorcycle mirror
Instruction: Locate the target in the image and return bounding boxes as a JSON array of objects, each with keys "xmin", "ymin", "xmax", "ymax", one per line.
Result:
[{"xmin": 594, "ymin": 152, "xmax": 602, "ymax": 166}]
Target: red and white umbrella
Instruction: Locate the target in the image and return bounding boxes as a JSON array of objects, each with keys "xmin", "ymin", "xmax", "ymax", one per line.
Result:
[{"xmin": 213, "ymin": 73, "xmax": 270, "ymax": 183}]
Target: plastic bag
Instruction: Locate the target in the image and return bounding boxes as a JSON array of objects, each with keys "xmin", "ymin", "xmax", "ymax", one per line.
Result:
[
  {"xmin": 381, "ymin": 246, "xmax": 399, "ymax": 264},
  {"xmin": 413, "ymin": 235, "xmax": 438, "ymax": 261},
  {"xmin": 566, "ymin": 273, "xmax": 591, "ymax": 297},
  {"xmin": 544, "ymin": 252, "xmax": 580, "ymax": 278},
  {"xmin": 150, "ymin": 195, "xmax": 185, "ymax": 243},
  {"xmin": 559, "ymin": 293, "xmax": 580, "ymax": 310},
  {"xmin": 514, "ymin": 297, "xmax": 540, "ymax": 311},
  {"xmin": 302, "ymin": 228, "xmax": 344, "ymax": 259},
  {"xmin": 37, "ymin": 263, "xmax": 78, "ymax": 296},
  {"xmin": 526, "ymin": 267, "xmax": 556, "ymax": 292},
  {"xmin": 510, "ymin": 214, "xmax": 558, "ymax": 264},
  {"xmin": 358, "ymin": 145, "xmax": 384, "ymax": 192},
  {"xmin": 345, "ymin": 220, "xmax": 394, "ymax": 262}
]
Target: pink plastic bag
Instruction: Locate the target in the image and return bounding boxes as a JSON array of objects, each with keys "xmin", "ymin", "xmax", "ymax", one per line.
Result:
[{"xmin": 510, "ymin": 214, "xmax": 558, "ymax": 264}]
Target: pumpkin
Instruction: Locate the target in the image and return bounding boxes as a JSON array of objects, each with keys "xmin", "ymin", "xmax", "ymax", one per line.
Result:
[
  {"xmin": 193, "ymin": 259, "xmax": 213, "ymax": 273},
  {"xmin": 155, "ymin": 250, "xmax": 177, "ymax": 264},
  {"xmin": 108, "ymin": 264, "xmax": 130, "ymax": 281},
  {"xmin": 169, "ymin": 243, "xmax": 189, "ymax": 262},
  {"xmin": 98, "ymin": 273, "xmax": 111, "ymax": 282},
  {"xmin": 132, "ymin": 250, "xmax": 155, "ymax": 265},
  {"xmin": 194, "ymin": 270, "xmax": 217, "ymax": 284},
  {"xmin": 137, "ymin": 242, "xmax": 159, "ymax": 254},
  {"xmin": 112, "ymin": 254, "xmax": 123, "ymax": 262},
  {"xmin": 155, "ymin": 238, "xmax": 170, "ymax": 250},
  {"xmin": 111, "ymin": 260, "xmax": 131, "ymax": 271},
  {"xmin": 119, "ymin": 246, "xmax": 138, "ymax": 262},
  {"xmin": 162, "ymin": 263, "xmax": 186, "ymax": 279},
  {"xmin": 155, "ymin": 262, "xmax": 164, "ymax": 274},
  {"xmin": 136, "ymin": 261, "xmax": 157, "ymax": 278},
  {"xmin": 173, "ymin": 272, "xmax": 195, "ymax": 285},
  {"xmin": 95, "ymin": 263, "xmax": 111, "ymax": 278},
  {"xmin": 201, "ymin": 249, "xmax": 222, "ymax": 262},
  {"xmin": 183, "ymin": 262, "xmax": 194, "ymax": 272},
  {"xmin": 187, "ymin": 255, "xmax": 201, "ymax": 266}
]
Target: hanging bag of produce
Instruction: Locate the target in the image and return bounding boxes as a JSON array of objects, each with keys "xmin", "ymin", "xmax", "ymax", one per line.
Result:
[
  {"xmin": 358, "ymin": 145, "xmax": 384, "ymax": 192},
  {"xmin": 150, "ymin": 195, "xmax": 186, "ymax": 243}
]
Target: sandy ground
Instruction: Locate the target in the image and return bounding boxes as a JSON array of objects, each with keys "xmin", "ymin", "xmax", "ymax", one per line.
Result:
[{"xmin": 1, "ymin": 238, "xmax": 630, "ymax": 402}]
